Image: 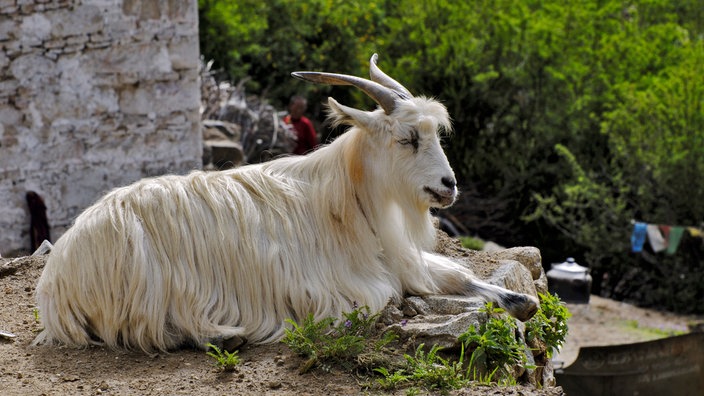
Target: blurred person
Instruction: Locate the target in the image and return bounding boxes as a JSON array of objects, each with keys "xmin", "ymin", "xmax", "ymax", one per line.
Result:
[{"xmin": 283, "ymin": 95, "xmax": 318, "ymax": 155}]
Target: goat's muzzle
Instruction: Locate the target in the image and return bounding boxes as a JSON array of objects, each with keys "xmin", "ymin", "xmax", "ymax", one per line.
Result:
[{"xmin": 423, "ymin": 186, "xmax": 456, "ymax": 208}]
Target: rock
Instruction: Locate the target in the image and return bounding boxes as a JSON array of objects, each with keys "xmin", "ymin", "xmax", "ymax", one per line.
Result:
[
  {"xmin": 205, "ymin": 140, "xmax": 244, "ymax": 170},
  {"xmin": 481, "ymin": 240, "xmax": 506, "ymax": 252},
  {"xmin": 388, "ymin": 296, "xmax": 486, "ymax": 349},
  {"xmin": 494, "ymin": 247, "xmax": 543, "ymax": 280},
  {"xmin": 203, "ymin": 119, "xmax": 242, "ymax": 141},
  {"xmin": 487, "ymin": 260, "xmax": 539, "ymax": 299},
  {"xmin": 382, "ymin": 228, "xmax": 557, "ymax": 388},
  {"xmin": 201, "ymin": 119, "xmax": 245, "ymax": 169}
]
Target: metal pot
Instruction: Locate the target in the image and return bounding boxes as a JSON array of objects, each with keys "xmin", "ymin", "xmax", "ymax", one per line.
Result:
[{"xmin": 547, "ymin": 257, "xmax": 592, "ymax": 304}]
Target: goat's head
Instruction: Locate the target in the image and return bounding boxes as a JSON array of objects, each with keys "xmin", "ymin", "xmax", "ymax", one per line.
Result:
[{"xmin": 293, "ymin": 54, "xmax": 457, "ymax": 210}]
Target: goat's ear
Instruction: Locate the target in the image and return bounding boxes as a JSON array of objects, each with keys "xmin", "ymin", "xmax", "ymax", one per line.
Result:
[{"xmin": 327, "ymin": 97, "xmax": 381, "ymax": 132}]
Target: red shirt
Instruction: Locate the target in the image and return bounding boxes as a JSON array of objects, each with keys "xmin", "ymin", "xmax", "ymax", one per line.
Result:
[{"xmin": 284, "ymin": 115, "xmax": 317, "ymax": 155}]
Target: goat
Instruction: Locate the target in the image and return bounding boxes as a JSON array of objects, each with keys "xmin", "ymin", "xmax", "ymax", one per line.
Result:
[{"xmin": 33, "ymin": 54, "xmax": 538, "ymax": 353}]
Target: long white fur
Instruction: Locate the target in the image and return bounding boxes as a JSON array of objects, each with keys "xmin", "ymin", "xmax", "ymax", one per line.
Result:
[{"xmin": 34, "ymin": 96, "xmax": 534, "ymax": 353}]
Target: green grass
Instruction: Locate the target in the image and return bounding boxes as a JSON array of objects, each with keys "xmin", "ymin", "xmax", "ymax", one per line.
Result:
[
  {"xmin": 281, "ymin": 304, "xmax": 396, "ymax": 373},
  {"xmin": 619, "ymin": 319, "xmax": 686, "ymax": 339},
  {"xmin": 205, "ymin": 343, "xmax": 241, "ymax": 372}
]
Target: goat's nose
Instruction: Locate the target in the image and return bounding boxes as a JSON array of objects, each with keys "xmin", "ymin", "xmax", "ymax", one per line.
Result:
[{"xmin": 441, "ymin": 177, "xmax": 456, "ymax": 189}]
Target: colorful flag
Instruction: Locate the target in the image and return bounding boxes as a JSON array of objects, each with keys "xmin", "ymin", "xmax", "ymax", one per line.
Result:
[
  {"xmin": 631, "ymin": 222, "xmax": 647, "ymax": 253},
  {"xmin": 646, "ymin": 224, "xmax": 667, "ymax": 252},
  {"xmin": 665, "ymin": 226, "xmax": 686, "ymax": 255},
  {"xmin": 687, "ymin": 227, "xmax": 703, "ymax": 238}
]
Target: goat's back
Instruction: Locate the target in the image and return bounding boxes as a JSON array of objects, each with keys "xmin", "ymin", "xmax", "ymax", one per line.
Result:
[{"xmin": 34, "ymin": 166, "xmax": 401, "ymax": 352}]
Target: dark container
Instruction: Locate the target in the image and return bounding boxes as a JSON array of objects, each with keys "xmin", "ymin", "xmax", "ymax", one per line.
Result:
[
  {"xmin": 547, "ymin": 257, "xmax": 592, "ymax": 304},
  {"xmin": 557, "ymin": 333, "xmax": 704, "ymax": 396}
]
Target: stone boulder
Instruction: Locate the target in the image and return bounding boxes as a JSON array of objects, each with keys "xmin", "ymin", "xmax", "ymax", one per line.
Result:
[
  {"xmin": 202, "ymin": 119, "xmax": 244, "ymax": 170},
  {"xmin": 379, "ymin": 231, "xmax": 555, "ymax": 387}
]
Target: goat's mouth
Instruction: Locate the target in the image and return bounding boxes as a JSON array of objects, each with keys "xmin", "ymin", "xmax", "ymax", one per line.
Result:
[{"xmin": 423, "ymin": 187, "xmax": 456, "ymax": 207}]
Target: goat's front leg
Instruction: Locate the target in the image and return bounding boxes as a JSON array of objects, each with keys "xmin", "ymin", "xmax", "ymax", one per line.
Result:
[{"xmin": 421, "ymin": 252, "xmax": 539, "ymax": 322}]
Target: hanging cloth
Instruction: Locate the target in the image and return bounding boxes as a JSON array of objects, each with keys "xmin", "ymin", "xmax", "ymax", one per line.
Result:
[
  {"xmin": 666, "ymin": 226, "xmax": 686, "ymax": 255},
  {"xmin": 646, "ymin": 224, "xmax": 667, "ymax": 253},
  {"xmin": 659, "ymin": 225, "xmax": 671, "ymax": 241},
  {"xmin": 631, "ymin": 222, "xmax": 648, "ymax": 253},
  {"xmin": 687, "ymin": 227, "xmax": 703, "ymax": 238}
]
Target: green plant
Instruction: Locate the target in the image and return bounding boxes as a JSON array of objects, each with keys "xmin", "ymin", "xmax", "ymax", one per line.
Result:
[
  {"xmin": 282, "ymin": 304, "xmax": 384, "ymax": 373},
  {"xmin": 374, "ymin": 367, "xmax": 410, "ymax": 390},
  {"xmin": 404, "ymin": 387, "xmax": 421, "ymax": 396},
  {"xmin": 404, "ymin": 343, "xmax": 469, "ymax": 391},
  {"xmin": 459, "ymin": 302, "xmax": 528, "ymax": 382},
  {"xmin": 32, "ymin": 308, "xmax": 40, "ymax": 323},
  {"xmin": 525, "ymin": 293, "xmax": 571, "ymax": 358},
  {"xmin": 459, "ymin": 236, "xmax": 485, "ymax": 251},
  {"xmin": 374, "ymin": 302, "xmax": 534, "ymax": 392},
  {"xmin": 205, "ymin": 343, "xmax": 241, "ymax": 372}
]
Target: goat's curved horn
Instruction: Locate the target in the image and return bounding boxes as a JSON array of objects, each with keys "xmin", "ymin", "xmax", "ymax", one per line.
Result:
[
  {"xmin": 369, "ymin": 53, "xmax": 412, "ymax": 99},
  {"xmin": 291, "ymin": 71, "xmax": 398, "ymax": 114}
]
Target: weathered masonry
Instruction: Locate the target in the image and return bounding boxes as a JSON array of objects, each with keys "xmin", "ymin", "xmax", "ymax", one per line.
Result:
[{"xmin": 0, "ymin": 0, "xmax": 201, "ymax": 255}]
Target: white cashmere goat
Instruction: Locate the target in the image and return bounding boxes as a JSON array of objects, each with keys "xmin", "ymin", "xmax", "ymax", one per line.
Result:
[{"xmin": 34, "ymin": 54, "xmax": 538, "ymax": 353}]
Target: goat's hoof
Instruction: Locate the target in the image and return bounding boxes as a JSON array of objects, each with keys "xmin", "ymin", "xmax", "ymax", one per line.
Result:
[
  {"xmin": 222, "ymin": 335, "xmax": 247, "ymax": 352},
  {"xmin": 208, "ymin": 334, "xmax": 247, "ymax": 352},
  {"xmin": 502, "ymin": 293, "xmax": 539, "ymax": 322}
]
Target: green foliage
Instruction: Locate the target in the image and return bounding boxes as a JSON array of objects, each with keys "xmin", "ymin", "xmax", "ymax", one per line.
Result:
[
  {"xmin": 374, "ymin": 366, "xmax": 411, "ymax": 391},
  {"xmin": 205, "ymin": 343, "xmax": 241, "ymax": 372},
  {"xmin": 404, "ymin": 343, "xmax": 470, "ymax": 391},
  {"xmin": 524, "ymin": 144, "xmax": 633, "ymax": 281},
  {"xmin": 198, "ymin": 0, "xmax": 268, "ymax": 80},
  {"xmin": 525, "ymin": 293, "xmax": 571, "ymax": 358},
  {"xmin": 199, "ymin": 0, "xmax": 704, "ymax": 313},
  {"xmin": 376, "ymin": 343, "xmax": 475, "ymax": 392},
  {"xmin": 458, "ymin": 303, "xmax": 527, "ymax": 382},
  {"xmin": 282, "ymin": 305, "xmax": 388, "ymax": 373},
  {"xmin": 375, "ymin": 303, "xmax": 531, "ymax": 392},
  {"xmin": 459, "ymin": 236, "xmax": 485, "ymax": 251},
  {"xmin": 199, "ymin": 0, "xmax": 385, "ymax": 112}
]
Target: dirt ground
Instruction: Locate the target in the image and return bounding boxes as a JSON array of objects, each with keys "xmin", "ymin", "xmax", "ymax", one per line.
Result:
[{"xmin": 1, "ymin": 254, "xmax": 699, "ymax": 396}]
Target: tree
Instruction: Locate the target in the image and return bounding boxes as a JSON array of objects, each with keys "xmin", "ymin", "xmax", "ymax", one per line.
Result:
[{"xmin": 198, "ymin": 0, "xmax": 704, "ymax": 313}]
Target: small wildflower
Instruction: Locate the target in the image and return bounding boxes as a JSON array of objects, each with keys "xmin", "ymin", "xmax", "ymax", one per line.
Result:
[
  {"xmin": 344, "ymin": 319, "xmax": 353, "ymax": 328},
  {"xmin": 400, "ymin": 319, "xmax": 408, "ymax": 327}
]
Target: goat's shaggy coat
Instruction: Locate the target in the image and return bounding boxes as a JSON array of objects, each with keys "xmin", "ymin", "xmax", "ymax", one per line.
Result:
[{"xmin": 34, "ymin": 56, "xmax": 537, "ymax": 353}]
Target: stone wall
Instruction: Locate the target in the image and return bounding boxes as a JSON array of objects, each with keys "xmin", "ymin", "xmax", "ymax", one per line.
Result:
[{"xmin": 0, "ymin": 0, "xmax": 201, "ymax": 255}]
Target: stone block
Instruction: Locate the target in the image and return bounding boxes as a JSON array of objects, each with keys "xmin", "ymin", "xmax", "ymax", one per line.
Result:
[
  {"xmin": 0, "ymin": 18, "xmax": 16, "ymax": 41},
  {"xmin": 49, "ymin": 4, "xmax": 103, "ymax": 37},
  {"xmin": 20, "ymin": 12, "xmax": 51, "ymax": 45},
  {"xmin": 168, "ymin": 36, "xmax": 199, "ymax": 70}
]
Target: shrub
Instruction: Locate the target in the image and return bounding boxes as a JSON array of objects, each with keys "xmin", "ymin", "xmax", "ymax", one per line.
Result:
[
  {"xmin": 525, "ymin": 292, "xmax": 571, "ymax": 358},
  {"xmin": 459, "ymin": 302, "xmax": 528, "ymax": 382}
]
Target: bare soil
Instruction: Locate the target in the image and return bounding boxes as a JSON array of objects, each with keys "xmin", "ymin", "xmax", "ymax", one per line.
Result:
[{"xmin": 1, "ymin": 254, "xmax": 698, "ymax": 395}]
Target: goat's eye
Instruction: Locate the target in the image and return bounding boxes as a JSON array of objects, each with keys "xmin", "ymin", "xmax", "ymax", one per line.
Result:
[{"xmin": 397, "ymin": 130, "xmax": 420, "ymax": 152}]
